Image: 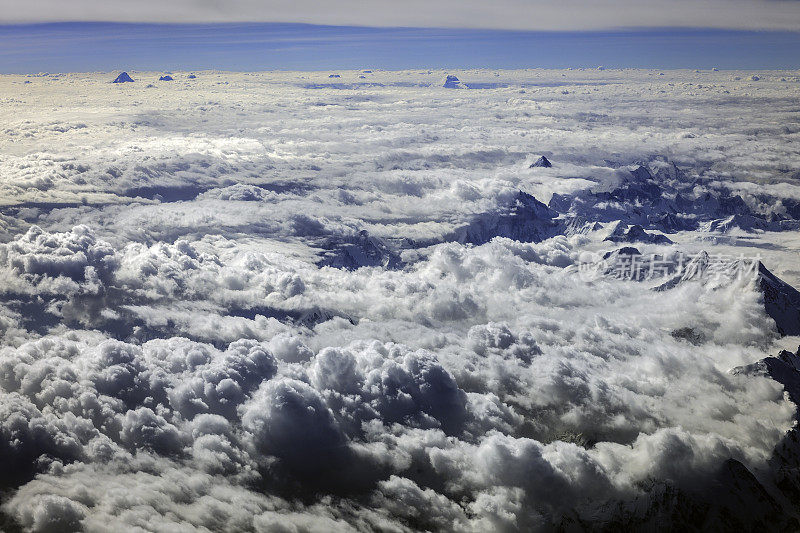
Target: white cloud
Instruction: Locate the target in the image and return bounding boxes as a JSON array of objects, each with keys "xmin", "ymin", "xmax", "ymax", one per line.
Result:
[{"xmin": 0, "ymin": 69, "xmax": 800, "ymax": 530}]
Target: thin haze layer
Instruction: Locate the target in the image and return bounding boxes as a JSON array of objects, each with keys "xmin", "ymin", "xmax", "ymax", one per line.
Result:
[{"xmin": 1, "ymin": 24, "xmax": 800, "ymax": 72}]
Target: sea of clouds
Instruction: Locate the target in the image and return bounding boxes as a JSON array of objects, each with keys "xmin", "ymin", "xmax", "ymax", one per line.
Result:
[{"xmin": 0, "ymin": 69, "xmax": 800, "ymax": 531}]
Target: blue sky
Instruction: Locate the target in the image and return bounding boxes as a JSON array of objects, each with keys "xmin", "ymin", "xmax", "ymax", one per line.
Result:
[{"xmin": 0, "ymin": 23, "xmax": 799, "ymax": 73}]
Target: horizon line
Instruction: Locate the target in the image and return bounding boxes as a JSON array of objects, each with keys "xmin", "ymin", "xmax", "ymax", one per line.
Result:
[
  {"xmin": 2, "ymin": 21, "xmax": 800, "ymax": 34},
  {"xmin": 1, "ymin": 23, "xmax": 798, "ymax": 73}
]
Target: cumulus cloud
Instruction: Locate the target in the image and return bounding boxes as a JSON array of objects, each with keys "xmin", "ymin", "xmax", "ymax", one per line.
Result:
[{"xmin": 1, "ymin": 69, "xmax": 800, "ymax": 530}]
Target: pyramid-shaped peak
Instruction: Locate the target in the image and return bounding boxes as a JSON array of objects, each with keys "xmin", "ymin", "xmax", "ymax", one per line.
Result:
[
  {"xmin": 752, "ymin": 261, "xmax": 800, "ymax": 336},
  {"xmin": 511, "ymin": 190, "xmax": 558, "ymax": 219},
  {"xmin": 629, "ymin": 165, "xmax": 653, "ymax": 181},
  {"xmin": 530, "ymin": 156, "xmax": 552, "ymax": 168},
  {"xmin": 112, "ymin": 72, "xmax": 134, "ymax": 83},
  {"xmin": 443, "ymin": 75, "xmax": 467, "ymax": 89},
  {"xmin": 602, "ymin": 246, "xmax": 641, "ymax": 260}
]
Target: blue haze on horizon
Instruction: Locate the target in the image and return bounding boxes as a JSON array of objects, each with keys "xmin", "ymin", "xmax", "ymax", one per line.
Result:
[{"xmin": 0, "ymin": 22, "xmax": 798, "ymax": 73}]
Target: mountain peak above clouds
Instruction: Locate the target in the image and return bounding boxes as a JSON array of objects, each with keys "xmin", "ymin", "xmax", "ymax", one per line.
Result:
[
  {"xmin": 443, "ymin": 74, "xmax": 467, "ymax": 88},
  {"xmin": 4, "ymin": 70, "xmax": 800, "ymax": 532},
  {"xmin": 651, "ymin": 253, "xmax": 800, "ymax": 336},
  {"xmin": 547, "ymin": 157, "xmax": 800, "ymax": 236},
  {"xmin": 456, "ymin": 190, "xmax": 561, "ymax": 245},
  {"xmin": 112, "ymin": 71, "xmax": 134, "ymax": 83},
  {"xmin": 604, "ymin": 221, "xmax": 673, "ymax": 244},
  {"xmin": 530, "ymin": 155, "xmax": 552, "ymax": 168}
]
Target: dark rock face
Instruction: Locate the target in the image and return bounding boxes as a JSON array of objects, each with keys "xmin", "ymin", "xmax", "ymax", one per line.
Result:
[
  {"xmin": 729, "ymin": 345, "xmax": 800, "ymax": 530},
  {"xmin": 112, "ymin": 72, "xmax": 134, "ymax": 83},
  {"xmin": 654, "ymin": 255, "xmax": 800, "ymax": 337},
  {"xmin": 530, "ymin": 155, "xmax": 552, "ymax": 168},
  {"xmin": 318, "ymin": 230, "xmax": 403, "ymax": 271},
  {"xmin": 443, "ymin": 75, "xmax": 467, "ymax": 89},
  {"xmin": 547, "ymin": 160, "xmax": 800, "ymax": 235},
  {"xmin": 758, "ymin": 262, "xmax": 800, "ymax": 336},
  {"xmin": 671, "ymin": 327, "xmax": 706, "ymax": 345},
  {"xmin": 604, "ymin": 222, "xmax": 673, "ymax": 244},
  {"xmin": 562, "ymin": 216, "xmax": 604, "ymax": 236},
  {"xmin": 456, "ymin": 191, "xmax": 561, "ymax": 245},
  {"xmin": 733, "ymin": 346, "xmax": 800, "ymax": 404},
  {"xmin": 159, "ymin": 75, "xmax": 173, "ymax": 81},
  {"xmin": 598, "ymin": 247, "xmax": 660, "ymax": 281},
  {"xmin": 602, "ymin": 246, "xmax": 641, "ymax": 260}
]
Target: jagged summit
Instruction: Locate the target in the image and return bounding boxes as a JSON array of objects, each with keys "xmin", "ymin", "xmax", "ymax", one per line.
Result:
[
  {"xmin": 530, "ymin": 156, "xmax": 552, "ymax": 168},
  {"xmin": 456, "ymin": 190, "xmax": 560, "ymax": 245},
  {"xmin": 733, "ymin": 346, "xmax": 800, "ymax": 399},
  {"xmin": 602, "ymin": 246, "xmax": 641, "ymax": 260},
  {"xmin": 319, "ymin": 230, "xmax": 402, "ymax": 271},
  {"xmin": 562, "ymin": 216, "xmax": 604, "ymax": 236},
  {"xmin": 604, "ymin": 221, "xmax": 672, "ymax": 245},
  {"xmin": 651, "ymin": 160, "xmax": 686, "ymax": 181},
  {"xmin": 654, "ymin": 254, "xmax": 800, "ymax": 336},
  {"xmin": 112, "ymin": 72, "xmax": 134, "ymax": 83},
  {"xmin": 758, "ymin": 262, "xmax": 800, "ymax": 335},
  {"xmin": 547, "ymin": 158, "xmax": 800, "ymax": 235},
  {"xmin": 296, "ymin": 307, "xmax": 357, "ymax": 328},
  {"xmin": 629, "ymin": 165, "xmax": 653, "ymax": 182},
  {"xmin": 443, "ymin": 75, "xmax": 467, "ymax": 89},
  {"xmin": 705, "ymin": 214, "xmax": 799, "ymax": 233},
  {"xmin": 159, "ymin": 75, "xmax": 173, "ymax": 81}
]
